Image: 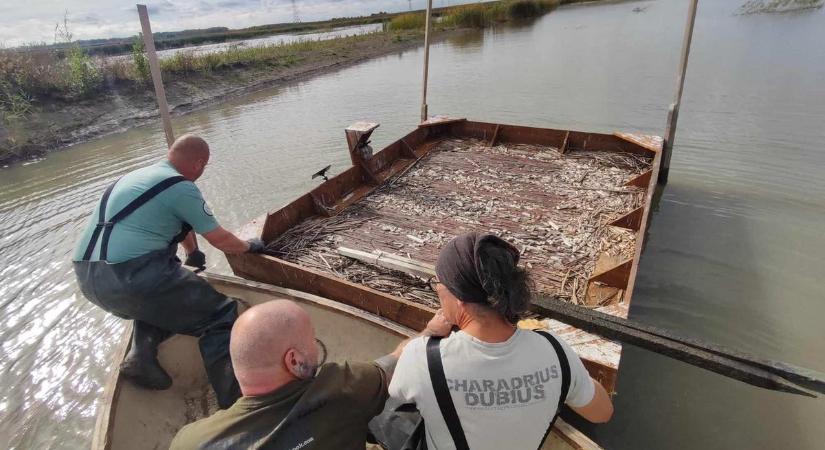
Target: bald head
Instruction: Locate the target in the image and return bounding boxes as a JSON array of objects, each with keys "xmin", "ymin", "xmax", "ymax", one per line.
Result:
[
  {"xmin": 167, "ymin": 134, "xmax": 210, "ymax": 181},
  {"xmin": 230, "ymin": 300, "xmax": 318, "ymax": 396}
]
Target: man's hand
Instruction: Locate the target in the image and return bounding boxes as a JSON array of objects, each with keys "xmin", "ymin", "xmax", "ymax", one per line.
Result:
[
  {"xmin": 424, "ymin": 309, "xmax": 453, "ymax": 337},
  {"xmin": 184, "ymin": 249, "xmax": 207, "ymax": 270},
  {"xmin": 246, "ymin": 238, "xmax": 266, "ymax": 254},
  {"xmin": 203, "ymin": 227, "xmax": 259, "ymax": 254}
]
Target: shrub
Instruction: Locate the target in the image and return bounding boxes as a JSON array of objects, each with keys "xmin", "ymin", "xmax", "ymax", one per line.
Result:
[
  {"xmin": 65, "ymin": 46, "xmax": 102, "ymax": 96},
  {"xmin": 132, "ymin": 36, "xmax": 150, "ymax": 82},
  {"xmin": 512, "ymin": 0, "xmax": 560, "ymax": 18},
  {"xmin": 443, "ymin": 4, "xmax": 490, "ymax": 28},
  {"xmin": 389, "ymin": 13, "xmax": 426, "ymax": 30},
  {"xmin": 0, "ymin": 79, "xmax": 33, "ymax": 119}
]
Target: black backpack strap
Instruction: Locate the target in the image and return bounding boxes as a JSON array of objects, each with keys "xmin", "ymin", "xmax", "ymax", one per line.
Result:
[
  {"xmin": 81, "ymin": 179, "xmax": 119, "ymax": 261},
  {"xmin": 426, "ymin": 336, "xmax": 470, "ymax": 450},
  {"xmin": 534, "ymin": 330, "xmax": 571, "ymax": 448},
  {"xmin": 83, "ymin": 176, "xmax": 187, "ymax": 262}
]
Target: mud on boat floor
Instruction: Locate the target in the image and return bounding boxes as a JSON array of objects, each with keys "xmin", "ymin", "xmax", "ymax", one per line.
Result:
[
  {"xmin": 267, "ymin": 138, "xmax": 652, "ymax": 308},
  {"xmin": 184, "ymin": 385, "xmax": 220, "ymax": 423}
]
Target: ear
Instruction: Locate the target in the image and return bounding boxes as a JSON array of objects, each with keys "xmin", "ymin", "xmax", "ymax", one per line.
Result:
[{"xmin": 283, "ymin": 348, "xmax": 303, "ymax": 379}]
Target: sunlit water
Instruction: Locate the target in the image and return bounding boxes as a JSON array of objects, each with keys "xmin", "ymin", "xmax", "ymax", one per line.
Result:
[
  {"xmin": 1, "ymin": 1, "xmax": 823, "ymax": 448},
  {"xmin": 152, "ymin": 23, "xmax": 385, "ymax": 59}
]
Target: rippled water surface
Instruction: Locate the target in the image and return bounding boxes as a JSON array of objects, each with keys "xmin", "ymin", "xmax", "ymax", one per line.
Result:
[{"xmin": 1, "ymin": 1, "xmax": 824, "ymax": 448}]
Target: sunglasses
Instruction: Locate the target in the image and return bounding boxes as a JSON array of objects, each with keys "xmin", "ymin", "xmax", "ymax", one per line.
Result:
[
  {"xmin": 427, "ymin": 276, "xmax": 441, "ymax": 292},
  {"xmin": 315, "ymin": 338, "xmax": 328, "ymax": 366}
]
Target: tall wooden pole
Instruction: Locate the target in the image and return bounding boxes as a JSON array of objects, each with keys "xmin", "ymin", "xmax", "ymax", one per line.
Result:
[
  {"xmin": 659, "ymin": 0, "xmax": 699, "ymax": 185},
  {"xmin": 420, "ymin": 0, "xmax": 433, "ymax": 123},
  {"xmin": 137, "ymin": 5, "xmax": 203, "ymax": 253},
  {"xmin": 137, "ymin": 4, "xmax": 175, "ymax": 147}
]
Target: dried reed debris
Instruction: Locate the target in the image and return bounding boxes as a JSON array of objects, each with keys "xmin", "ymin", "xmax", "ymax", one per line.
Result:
[{"xmin": 267, "ymin": 138, "xmax": 652, "ymax": 309}]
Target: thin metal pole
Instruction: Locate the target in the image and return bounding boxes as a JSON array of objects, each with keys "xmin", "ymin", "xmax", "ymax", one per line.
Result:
[
  {"xmin": 137, "ymin": 4, "xmax": 175, "ymax": 147},
  {"xmin": 659, "ymin": 0, "xmax": 698, "ymax": 185},
  {"xmin": 420, "ymin": 0, "xmax": 433, "ymax": 123}
]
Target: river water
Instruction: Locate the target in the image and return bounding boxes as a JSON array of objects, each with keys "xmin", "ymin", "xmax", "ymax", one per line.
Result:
[
  {"xmin": 152, "ymin": 23, "xmax": 385, "ymax": 60},
  {"xmin": 1, "ymin": 0, "xmax": 823, "ymax": 448}
]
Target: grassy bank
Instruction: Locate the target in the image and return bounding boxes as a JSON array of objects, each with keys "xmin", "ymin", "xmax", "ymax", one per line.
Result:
[
  {"xmin": 0, "ymin": 0, "xmax": 600, "ymax": 165},
  {"xmin": 388, "ymin": 0, "xmax": 592, "ymax": 30},
  {"xmin": 0, "ymin": 31, "xmax": 422, "ymax": 165}
]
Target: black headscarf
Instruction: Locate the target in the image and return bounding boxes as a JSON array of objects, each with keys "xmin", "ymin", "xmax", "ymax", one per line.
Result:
[{"xmin": 435, "ymin": 232, "xmax": 520, "ymax": 304}]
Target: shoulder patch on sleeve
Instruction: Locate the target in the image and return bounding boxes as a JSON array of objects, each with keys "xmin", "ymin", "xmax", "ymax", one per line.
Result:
[{"xmin": 202, "ymin": 201, "xmax": 214, "ymax": 216}]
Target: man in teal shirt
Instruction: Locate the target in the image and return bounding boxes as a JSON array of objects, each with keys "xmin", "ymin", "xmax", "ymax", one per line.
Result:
[{"xmin": 73, "ymin": 134, "xmax": 265, "ymax": 409}]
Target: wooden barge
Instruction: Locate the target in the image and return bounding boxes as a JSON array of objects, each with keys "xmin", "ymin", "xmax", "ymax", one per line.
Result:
[{"xmin": 228, "ymin": 118, "xmax": 662, "ymax": 393}]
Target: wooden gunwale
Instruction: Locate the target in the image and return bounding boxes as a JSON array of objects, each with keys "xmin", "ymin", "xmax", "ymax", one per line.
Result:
[{"xmin": 229, "ymin": 119, "xmax": 661, "ymax": 392}]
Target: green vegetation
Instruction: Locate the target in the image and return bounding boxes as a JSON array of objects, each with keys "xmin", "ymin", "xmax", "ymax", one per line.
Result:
[
  {"xmin": 0, "ymin": 0, "xmax": 583, "ymax": 120},
  {"xmin": 131, "ymin": 37, "xmax": 150, "ymax": 82},
  {"xmin": 443, "ymin": 4, "xmax": 490, "ymax": 28},
  {"xmin": 437, "ymin": 0, "xmax": 561, "ymax": 29},
  {"xmin": 1, "ymin": 0, "xmax": 602, "ymax": 164},
  {"xmin": 65, "ymin": 47, "xmax": 102, "ymax": 96},
  {"xmin": 388, "ymin": 13, "xmax": 427, "ymax": 31}
]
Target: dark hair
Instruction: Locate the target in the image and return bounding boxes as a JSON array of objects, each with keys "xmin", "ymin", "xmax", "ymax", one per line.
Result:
[{"xmin": 476, "ymin": 241, "xmax": 532, "ymax": 324}]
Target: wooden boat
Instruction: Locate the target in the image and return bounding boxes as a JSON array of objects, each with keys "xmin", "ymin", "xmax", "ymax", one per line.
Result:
[
  {"xmin": 91, "ymin": 272, "xmax": 599, "ymax": 450},
  {"xmin": 227, "ymin": 118, "xmax": 662, "ymax": 393}
]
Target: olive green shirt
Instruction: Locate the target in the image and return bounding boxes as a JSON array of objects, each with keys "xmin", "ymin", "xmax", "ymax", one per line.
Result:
[{"xmin": 170, "ymin": 361, "xmax": 390, "ymax": 450}]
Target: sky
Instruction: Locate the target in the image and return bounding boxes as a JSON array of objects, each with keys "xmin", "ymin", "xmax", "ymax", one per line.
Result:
[{"xmin": 0, "ymin": 0, "xmax": 447, "ymax": 46}]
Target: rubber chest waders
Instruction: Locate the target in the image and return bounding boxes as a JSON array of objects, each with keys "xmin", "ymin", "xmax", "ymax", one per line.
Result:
[{"xmin": 80, "ymin": 176, "xmax": 190, "ymax": 262}]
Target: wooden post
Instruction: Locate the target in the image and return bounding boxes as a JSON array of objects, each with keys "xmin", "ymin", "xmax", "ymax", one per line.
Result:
[
  {"xmin": 137, "ymin": 4, "xmax": 175, "ymax": 147},
  {"xmin": 420, "ymin": 0, "xmax": 433, "ymax": 123},
  {"xmin": 659, "ymin": 0, "xmax": 699, "ymax": 184}
]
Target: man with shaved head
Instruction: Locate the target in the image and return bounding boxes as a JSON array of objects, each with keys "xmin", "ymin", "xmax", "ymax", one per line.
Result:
[
  {"xmin": 73, "ymin": 134, "xmax": 266, "ymax": 409},
  {"xmin": 170, "ymin": 300, "xmax": 452, "ymax": 450}
]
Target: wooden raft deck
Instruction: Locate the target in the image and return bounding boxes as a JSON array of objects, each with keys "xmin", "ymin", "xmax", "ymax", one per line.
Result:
[
  {"xmin": 228, "ymin": 119, "xmax": 663, "ymax": 391},
  {"xmin": 267, "ymin": 137, "xmax": 651, "ymax": 309}
]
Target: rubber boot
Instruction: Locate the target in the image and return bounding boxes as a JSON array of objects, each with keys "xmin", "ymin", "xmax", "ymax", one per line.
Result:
[
  {"xmin": 206, "ymin": 355, "xmax": 241, "ymax": 409},
  {"xmin": 120, "ymin": 322, "xmax": 173, "ymax": 390}
]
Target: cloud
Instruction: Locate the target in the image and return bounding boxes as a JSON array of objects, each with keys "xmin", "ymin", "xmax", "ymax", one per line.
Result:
[{"xmin": 0, "ymin": 0, "xmax": 427, "ymax": 46}]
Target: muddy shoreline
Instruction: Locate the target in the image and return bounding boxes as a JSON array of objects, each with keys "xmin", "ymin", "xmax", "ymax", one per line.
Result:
[{"xmin": 0, "ymin": 30, "xmax": 457, "ymax": 168}]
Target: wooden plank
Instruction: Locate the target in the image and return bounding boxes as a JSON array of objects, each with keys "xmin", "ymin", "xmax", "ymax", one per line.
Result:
[
  {"xmin": 560, "ymin": 131, "xmax": 570, "ymax": 155},
  {"xmin": 345, "ymin": 121, "xmax": 380, "ymax": 134},
  {"xmin": 203, "ymin": 272, "xmax": 416, "ymax": 338},
  {"xmin": 553, "ymin": 418, "xmax": 602, "ymax": 450},
  {"xmin": 418, "ymin": 116, "xmax": 467, "ymax": 128},
  {"xmin": 91, "ymin": 323, "xmax": 132, "ymax": 450},
  {"xmin": 260, "ymin": 195, "xmax": 316, "ymax": 242},
  {"xmin": 227, "ymin": 253, "xmax": 435, "ymax": 331},
  {"xmin": 609, "ymin": 207, "xmax": 644, "ymax": 231},
  {"xmin": 488, "ymin": 124, "xmax": 501, "ymax": 147},
  {"xmin": 337, "ymin": 247, "xmax": 436, "ymax": 280},
  {"xmin": 613, "ymin": 132, "xmax": 662, "ymax": 153},
  {"xmin": 531, "ymin": 296, "xmax": 820, "ymax": 397},
  {"xmin": 309, "ymin": 192, "xmax": 331, "ymax": 217},
  {"xmin": 625, "ymin": 170, "xmax": 652, "ymax": 188},
  {"xmin": 137, "ymin": 5, "xmax": 174, "ymax": 147},
  {"xmin": 622, "ymin": 149, "xmax": 661, "ymax": 306},
  {"xmin": 588, "ymin": 258, "xmax": 633, "ymax": 289},
  {"xmin": 400, "ymin": 139, "xmax": 418, "ymax": 158}
]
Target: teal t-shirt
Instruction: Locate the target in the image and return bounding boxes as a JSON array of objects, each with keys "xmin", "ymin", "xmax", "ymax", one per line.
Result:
[{"xmin": 73, "ymin": 160, "xmax": 220, "ymax": 263}]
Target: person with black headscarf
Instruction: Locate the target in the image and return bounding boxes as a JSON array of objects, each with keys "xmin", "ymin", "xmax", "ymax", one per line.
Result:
[{"xmin": 388, "ymin": 232, "xmax": 613, "ymax": 450}]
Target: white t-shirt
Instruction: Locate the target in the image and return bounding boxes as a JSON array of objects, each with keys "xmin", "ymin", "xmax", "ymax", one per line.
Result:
[{"xmin": 388, "ymin": 329, "xmax": 594, "ymax": 450}]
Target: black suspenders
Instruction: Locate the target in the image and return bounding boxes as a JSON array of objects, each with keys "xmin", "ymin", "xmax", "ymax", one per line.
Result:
[
  {"xmin": 534, "ymin": 330, "xmax": 571, "ymax": 449},
  {"xmin": 426, "ymin": 331, "xmax": 571, "ymax": 450},
  {"xmin": 81, "ymin": 176, "xmax": 187, "ymax": 262},
  {"xmin": 427, "ymin": 337, "xmax": 470, "ymax": 450}
]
